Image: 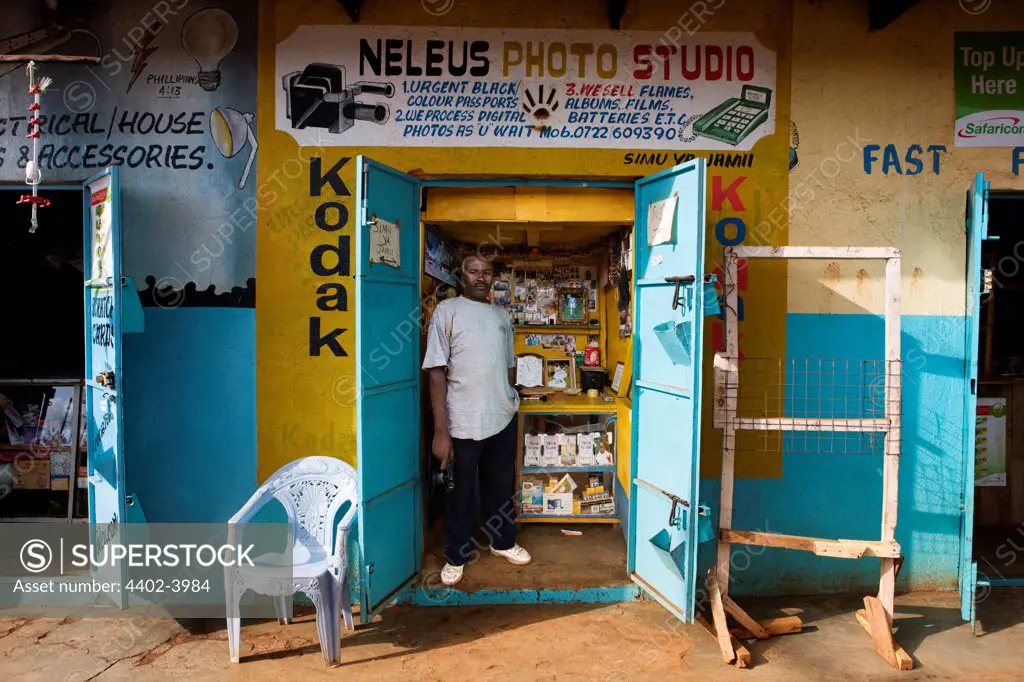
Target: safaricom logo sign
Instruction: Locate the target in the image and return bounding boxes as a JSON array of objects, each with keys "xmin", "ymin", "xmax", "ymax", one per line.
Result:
[
  {"xmin": 955, "ymin": 111, "xmax": 1024, "ymax": 147},
  {"xmin": 959, "ymin": 116, "xmax": 1024, "ymax": 138}
]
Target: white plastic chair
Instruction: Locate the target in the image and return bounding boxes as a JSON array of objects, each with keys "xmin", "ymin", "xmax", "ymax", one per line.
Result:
[{"xmin": 224, "ymin": 456, "xmax": 359, "ymax": 666}]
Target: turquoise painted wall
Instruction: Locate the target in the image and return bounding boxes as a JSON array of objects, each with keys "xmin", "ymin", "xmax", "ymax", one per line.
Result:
[
  {"xmin": 699, "ymin": 314, "xmax": 966, "ymax": 595},
  {"xmin": 123, "ymin": 307, "xmax": 256, "ymax": 523}
]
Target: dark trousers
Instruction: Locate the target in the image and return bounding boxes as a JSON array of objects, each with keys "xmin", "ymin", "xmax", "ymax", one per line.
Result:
[{"xmin": 445, "ymin": 416, "xmax": 518, "ymax": 566}]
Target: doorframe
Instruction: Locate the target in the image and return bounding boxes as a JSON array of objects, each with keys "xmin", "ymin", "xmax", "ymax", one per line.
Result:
[
  {"xmin": 406, "ymin": 174, "xmax": 643, "ymax": 606},
  {"xmin": 969, "ymin": 188, "xmax": 1024, "ymax": 590},
  {"xmin": 0, "ymin": 184, "xmax": 89, "ymax": 523}
]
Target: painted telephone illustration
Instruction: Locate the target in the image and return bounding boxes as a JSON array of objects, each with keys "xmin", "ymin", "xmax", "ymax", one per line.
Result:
[{"xmin": 684, "ymin": 85, "xmax": 773, "ymax": 146}]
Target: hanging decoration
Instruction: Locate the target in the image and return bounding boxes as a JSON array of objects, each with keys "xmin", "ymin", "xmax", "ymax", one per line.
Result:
[{"xmin": 17, "ymin": 61, "xmax": 53, "ymax": 233}]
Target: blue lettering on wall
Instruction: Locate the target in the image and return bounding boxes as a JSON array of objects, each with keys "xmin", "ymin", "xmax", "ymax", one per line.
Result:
[
  {"xmin": 1014, "ymin": 147, "xmax": 1024, "ymax": 176},
  {"xmin": 863, "ymin": 144, "xmax": 947, "ymax": 175}
]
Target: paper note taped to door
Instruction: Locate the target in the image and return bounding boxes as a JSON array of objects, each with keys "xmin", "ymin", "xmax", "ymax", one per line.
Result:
[
  {"xmin": 370, "ymin": 218, "xmax": 401, "ymax": 268},
  {"xmin": 647, "ymin": 195, "xmax": 677, "ymax": 246}
]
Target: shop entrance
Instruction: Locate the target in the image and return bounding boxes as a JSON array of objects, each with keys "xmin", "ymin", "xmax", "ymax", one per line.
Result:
[
  {"xmin": 419, "ymin": 191, "xmax": 634, "ymax": 596},
  {"xmin": 0, "ymin": 184, "xmax": 88, "ymax": 522},
  {"xmin": 968, "ymin": 181, "xmax": 1024, "ymax": 603},
  {"xmin": 353, "ymin": 157, "xmax": 712, "ymax": 621}
]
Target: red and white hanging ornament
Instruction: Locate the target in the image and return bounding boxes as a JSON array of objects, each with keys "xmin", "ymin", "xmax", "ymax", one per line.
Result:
[{"xmin": 17, "ymin": 60, "xmax": 53, "ymax": 233}]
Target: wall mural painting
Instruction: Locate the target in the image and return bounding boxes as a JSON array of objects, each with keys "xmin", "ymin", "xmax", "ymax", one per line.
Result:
[{"xmin": 0, "ymin": 1, "xmax": 257, "ymax": 306}]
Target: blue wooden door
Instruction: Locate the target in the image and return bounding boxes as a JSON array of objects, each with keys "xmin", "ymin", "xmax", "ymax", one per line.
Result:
[
  {"xmin": 82, "ymin": 166, "xmax": 128, "ymax": 607},
  {"xmin": 628, "ymin": 159, "xmax": 708, "ymax": 622},
  {"xmin": 355, "ymin": 157, "xmax": 422, "ymax": 619},
  {"xmin": 962, "ymin": 171, "xmax": 989, "ymax": 627}
]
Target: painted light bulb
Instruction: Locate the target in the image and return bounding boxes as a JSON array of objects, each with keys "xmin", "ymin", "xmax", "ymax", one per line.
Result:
[{"xmin": 181, "ymin": 8, "xmax": 239, "ymax": 91}]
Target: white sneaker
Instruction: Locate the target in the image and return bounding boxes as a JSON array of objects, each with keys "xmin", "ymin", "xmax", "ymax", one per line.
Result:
[
  {"xmin": 490, "ymin": 544, "xmax": 532, "ymax": 565},
  {"xmin": 441, "ymin": 563, "xmax": 464, "ymax": 586}
]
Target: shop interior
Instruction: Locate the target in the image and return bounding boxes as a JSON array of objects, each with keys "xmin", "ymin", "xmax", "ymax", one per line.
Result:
[
  {"xmin": 0, "ymin": 187, "xmax": 89, "ymax": 521},
  {"xmin": 975, "ymin": 192, "xmax": 1024, "ymax": 579},
  {"xmin": 417, "ymin": 184, "xmax": 636, "ymax": 591}
]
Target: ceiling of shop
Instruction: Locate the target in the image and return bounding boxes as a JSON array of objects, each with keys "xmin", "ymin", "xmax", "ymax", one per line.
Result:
[
  {"xmin": 336, "ymin": 0, "xmax": 922, "ymax": 30},
  {"xmin": 429, "ymin": 221, "xmax": 624, "ymax": 248}
]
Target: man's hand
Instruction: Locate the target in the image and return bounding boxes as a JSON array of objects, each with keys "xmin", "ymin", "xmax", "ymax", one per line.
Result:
[{"xmin": 432, "ymin": 432, "xmax": 454, "ymax": 469}]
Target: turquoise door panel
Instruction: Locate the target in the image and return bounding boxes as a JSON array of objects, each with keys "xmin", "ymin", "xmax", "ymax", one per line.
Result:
[
  {"xmin": 355, "ymin": 157, "xmax": 422, "ymax": 620},
  {"xmin": 628, "ymin": 159, "xmax": 708, "ymax": 623},
  {"xmin": 82, "ymin": 166, "xmax": 128, "ymax": 608},
  {"xmin": 962, "ymin": 172, "xmax": 989, "ymax": 628}
]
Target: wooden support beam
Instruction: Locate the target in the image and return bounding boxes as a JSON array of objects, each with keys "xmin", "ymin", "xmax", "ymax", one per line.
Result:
[
  {"xmin": 868, "ymin": 0, "xmax": 920, "ymax": 32},
  {"xmin": 607, "ymin": 0, "xmax": 628, "ymax": 29},
  {"xmin": 338, "ymin": 0, "xmax": 362, "ymax": 22},
  {"xmin": 734, "ymin": 246, "xmax": 899, "ymax": 261},
  {"xmin": 707, "ymin": 570, "xmax": 736, "ymax": 664},
  {"xmin": 733, "ymin": 417, "xmax": 890, "ymax": 432},
  {"xmin": 856, "ymin": 597, "xmax": 913, "ymax": 670},
  {"xmin": 730, "ymin": 615, "xmax": 803, "ymax": 640},
  {"xmin": 717, "ymin": 248, "xmax": 741, "ymax": 595},
  {"xmin": 721, "ymin": 594, "xmax": 771, "ymax": 639},
  {"xmin": 879, "ymin": 254, "xmax": 902, "ymax": 620},
  {"xmin": 696, "ymin": 614, "xmax": 748, "ymax": 667},
  {"xmin": 720, "ymin": 529, "xmax": 901, "ymax": 559},
  {"xmin": 0, "ymin": 54, "xmax": 101, "ymax": 64}
]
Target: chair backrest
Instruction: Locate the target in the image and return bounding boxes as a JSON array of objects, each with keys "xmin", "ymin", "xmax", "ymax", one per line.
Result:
[{"xmin": 259, "ymin": 456, "xmax": 359, "ymax": 553}]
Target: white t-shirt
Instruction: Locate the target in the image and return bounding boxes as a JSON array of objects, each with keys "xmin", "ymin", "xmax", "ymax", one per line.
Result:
[{"xmin": 422, "ymin": 296, "xmax": 519, "ymax": 440}]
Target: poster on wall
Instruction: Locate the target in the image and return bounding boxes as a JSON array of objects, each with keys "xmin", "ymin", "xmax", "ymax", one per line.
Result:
[
  {"xmin": 976, "ymin": 398, "xmax": 1008, "ymax": 487},
  {"xmin": 954, "ymin": 32, "xmax": 1024, "ymax": 147},
  {"xmin": 276, "ymin": 25, "xmax": 777, "ymax": 150},
  {"xmin": 425, "ymin": 228, "xmax": 457, "ymax": 285}
]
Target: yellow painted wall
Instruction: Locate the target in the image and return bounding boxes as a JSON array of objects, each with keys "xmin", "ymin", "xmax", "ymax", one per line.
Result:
[
  {"xmin": 256, "ymin": 0, "xmax": 793, "ymax": 483},
  {"xmin": 788, "ymin": 2, "xmax": 1024, "ymax": 316}
]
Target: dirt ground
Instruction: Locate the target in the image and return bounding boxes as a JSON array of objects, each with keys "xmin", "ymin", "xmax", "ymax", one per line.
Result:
[
  {"xmin": 3, "ymin": 590, "xmax": 1024, "ymax": 681},
  {"xmin": 422, "ymin": 523, "xmax": 628, "ymax": 591}
]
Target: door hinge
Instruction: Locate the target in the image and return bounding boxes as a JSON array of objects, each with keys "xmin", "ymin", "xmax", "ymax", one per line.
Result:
[{"xmin": 367, "ymin": 561, "xmax": 374, "ymax": 587}]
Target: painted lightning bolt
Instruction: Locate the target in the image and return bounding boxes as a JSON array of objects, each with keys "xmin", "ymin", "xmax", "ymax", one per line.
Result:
[{"xmin": 126, "ymin": 20, "xmax": 165, "ymax": 93}]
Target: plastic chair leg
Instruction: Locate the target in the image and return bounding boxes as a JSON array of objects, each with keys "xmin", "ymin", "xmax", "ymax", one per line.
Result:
[
  {"xmin": 341, "ymin": 580, "xmax": 354, "ymax": 631},
  {"xmin": 314, "ymin": 579, "xmax": 342, "ymax": 666},
  {"xmin": 273, "ymin": 594, "xmax": 293, "ymax": 624}
]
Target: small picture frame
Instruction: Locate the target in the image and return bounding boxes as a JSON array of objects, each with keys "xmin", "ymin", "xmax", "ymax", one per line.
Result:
[
  {"xmin": 557, "ymin": 287, "xmax": 587, "ymax": 324},
  {"xmin": 545, "ymin": 358, "xmax": 572, "ymax": 390},
  {"xmin": 516, "ymin": 353, "xmax": 545, "ymax": 388}
]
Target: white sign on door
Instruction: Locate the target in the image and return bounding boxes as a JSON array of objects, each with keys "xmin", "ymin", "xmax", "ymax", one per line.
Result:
[
  {"xmin": 370, "ymin": 218, "xmax": 400, "ymax": 268},
  {"xmin": 647, "ymin": 195, "xmax": 677, "ymax": 246}
]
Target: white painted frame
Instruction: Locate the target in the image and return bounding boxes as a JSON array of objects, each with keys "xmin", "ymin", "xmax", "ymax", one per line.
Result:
[{"xmin": 714, "ymin": 245, "xmax": 903, "ymax": 622}]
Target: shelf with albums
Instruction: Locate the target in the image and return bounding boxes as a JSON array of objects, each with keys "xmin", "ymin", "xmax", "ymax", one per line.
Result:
[
  {"xmin": 0, "ymin": 379, "xmax": 89, "ymax": 520},
  {"xmin": 516, "ymin": 411, "xmax": 618, "ymax": 522}
]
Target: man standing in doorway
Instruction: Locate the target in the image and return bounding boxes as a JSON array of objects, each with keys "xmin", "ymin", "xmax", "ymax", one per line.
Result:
[{"xmin": 423, "ymin": 254, "xmax": 531, "ymax": 586}]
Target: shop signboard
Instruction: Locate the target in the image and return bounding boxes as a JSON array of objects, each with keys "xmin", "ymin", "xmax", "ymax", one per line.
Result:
[
  {"xmin": 954, "ymin": 32, "xmax": 1024, "ymax": 147},
  {"xmin": 276, "ymin": 25, "xmax": 777, "ymax": 150}
]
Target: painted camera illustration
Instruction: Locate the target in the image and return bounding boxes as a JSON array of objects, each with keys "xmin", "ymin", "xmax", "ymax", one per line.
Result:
[{"xmin": 282, "ymin": 62, "xmax": 394, "ymax": 134}]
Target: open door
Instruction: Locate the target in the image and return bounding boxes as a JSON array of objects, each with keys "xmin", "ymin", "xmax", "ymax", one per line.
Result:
[
  {"xmin": 628, "ymin": 159, "xmax": 708, "ymax": 622},
  {"xmin": 962, "ymin": 171, "xmax": 989, "ymax": 628},
  {"xmin": 82, "ymin": 166, "xmax": 128, "ymax": 607},
  {"xmin": 354, "ymin": 157, "xmax": 422, "ymax": 620}
]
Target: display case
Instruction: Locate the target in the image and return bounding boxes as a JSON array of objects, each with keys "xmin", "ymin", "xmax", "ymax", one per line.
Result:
[
  {"xmin": 0, "ymin": 379, "xmax": 85, "ymax": 521},
  {"xmin": 516, "ymin": 402, "xmax": 618, "ymax": 522}
]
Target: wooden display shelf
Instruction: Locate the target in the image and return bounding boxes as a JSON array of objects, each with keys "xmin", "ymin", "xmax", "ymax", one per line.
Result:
[
  {"xmin": 515, "ymin": 324, "xmax": 600, "ymax": 333},
  {"xmin": 0, "ymin": 444, "xmax": 72, "ymax": 452},
  {"xmin": 521, "ymin": 465, "xmax": 616, "ymax": 473},
  {"xmin": 519, "ymin": 515, "xmax": 619, "ymax": 523},
  {"xmin": 518, "ymin": 392, "xmax": 622, "ymax": 413}
]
